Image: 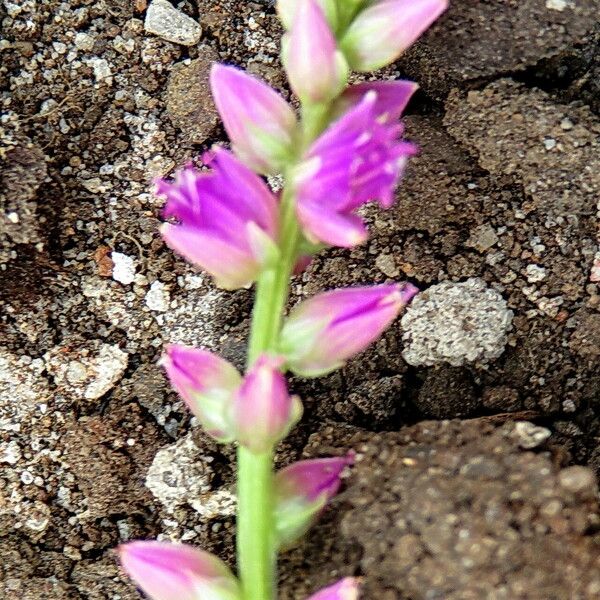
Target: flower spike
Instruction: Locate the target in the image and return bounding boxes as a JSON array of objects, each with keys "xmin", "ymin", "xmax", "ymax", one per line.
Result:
[
  {"xmin": 283, "ymin": 0, "xmax": 348, "ymax": 103},
  {"xmin": 340, "ymin": 0, "xmax": 448, "ymax": 72},
  {"xmin": 157, "ymin": 148, "xmax": 279, "ymax": 289},
  {"xmin": 210, "ymin": 64, "xmax": 297, "ymax": 174},
  {"xmin": 274, "ymin": 455, "xmax": 353, "ymax": 547},
  {"xmin": 307, "ymin": 578, "xmax": 361, "ymax": 600},
  {"xmin": 294, "ymin": 92, "xmax": 418, "ymax": 248},
  {"xmin": 118, "ymin": 541, "xmax": 241, "ymax": 600},
  {"xmin": 280, "ymin": 283, "xmax": 418, "ymax": 377},
  {"xmin": 161, "ymin": 344, "xmax": 241, "ymax": 442},
  {"xmin": 231, "ymin": 355, "xmax": 303, "ymax": 453}
]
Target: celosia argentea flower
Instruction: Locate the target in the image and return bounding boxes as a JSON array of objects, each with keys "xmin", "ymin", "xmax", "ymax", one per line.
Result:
[
  {"xmin": 210, "ymin": 64, "xmax": 297, "ymax": 174},
  {"xmin": 280, "ymin": 283, "xmax": 418, "ymax": 376},
  {"xmin": 157, "ymin": 147, "xmax": 279, "ymax": 290},
  {"xmin": 161, "ymin": 344, "xmax": 241, "ymax": 443},
  {"xmin": 231, "ymin": 355, "xmax": 303, "ymax": 453},
  {"xmin": 274, "ymin": 455, "xmax": 354, "ymax": 547},
  {"xmin": 118, "ymin": 541, "xmax": 241, "ymax": 600},
  {"xmin": 294, "ymin": 91, "xmax": 418, "ymax": 248}
]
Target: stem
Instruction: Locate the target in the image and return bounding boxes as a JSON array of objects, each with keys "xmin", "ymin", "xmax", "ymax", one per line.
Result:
[
  {"xmin": 238, "ymin": 185, "xmax": 300, "ymax": 600},
  {"xmin": 237, "ymin": 98, "xmax": 332, "ymax": 600}
]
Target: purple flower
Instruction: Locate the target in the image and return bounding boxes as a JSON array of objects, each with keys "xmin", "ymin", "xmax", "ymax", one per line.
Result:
[
  {"xmin": 283, "ymin": 0, "xmax": 348, "ymax": 103},
  {"xmin": 340, "ymin": 0, "xmax": 449, "ymax": 71},
  {"xmin": 274, "ymin": 455, "xmax": 353, "ymax": 546},
  {"xmin": 280, "ymin": 283, "xmax": 418, "ymax": 376},
  {"xmin": 118, "ymin": 541, "xmax": 241, "ymax": 600},
  {"xmin": 210, "ymin": 64, "xmax": 297, "ymax": 174},
  {"xmin": 306, "ymin": 578, "xmax": 361, "ymax": 600},
  {"xmin": 294, "ymin": 92, "xmax": 418, "ymax": 248},
  {"xmin": 157, "ymin": 147, "xmax": 279, "ymax": 289},
  {"xmin": 161, "ymin": 344, "xmax": 241, "ymax": 442},
  {"xmin": 231, "ymin": 355, "xmax": 303, "ymax": 453}
]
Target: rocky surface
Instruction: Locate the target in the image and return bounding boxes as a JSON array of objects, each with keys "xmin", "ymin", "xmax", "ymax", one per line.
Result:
[
  {"xmin": 1, "ymin": 0, "xmax": 599, "ymax": 597},
  {"xmin": 280, "ymin": 420, "xmax": 600, "ymax": 599}
]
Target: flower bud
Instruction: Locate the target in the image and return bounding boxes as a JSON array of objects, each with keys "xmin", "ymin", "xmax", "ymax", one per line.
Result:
[
  {"xmin": 277, "ymin": 0, "xmax": 338, "ymax": 31},
  {"xmin": 282, "ymin": 0, "xmax": 348, "ymax": 103},
  {"xmin": 280, "ymin": 283, "xmax": 418, "ymax": 376},
  {"xmin": 231, "ymin": 355, "xmax": 302, "ymax": 453},
  {"xmin": 118, "ymin": 541, "xmax": 241, "ymax": 600},
  {"xmin": 161, "ymin": 344, "xmax": 241, "ymax": 442},
  {"xmin": 210, "ymin": 64, "xmax": 297, "ymax": 174},
  {"xmin": 340, "ymin": 0, "xmax": 448, "ymax": 71},
  {"xmin": 307, "ymin": 578, "xmax": 361, "ymax": 600},
  {"xmin": 274, "ymin": 455, "xmax": 353, "ymax": 547}
]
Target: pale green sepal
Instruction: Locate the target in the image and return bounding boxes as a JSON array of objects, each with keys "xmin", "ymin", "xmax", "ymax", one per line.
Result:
[{"xmin": 274, "ymin": 495, "xmax": 328, "ymax": 549}]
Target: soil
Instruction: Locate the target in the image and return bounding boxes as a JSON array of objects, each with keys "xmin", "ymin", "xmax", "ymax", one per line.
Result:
[{"xmin": 1, "ymin": 1, "xmax": 599, "ymax": 599}]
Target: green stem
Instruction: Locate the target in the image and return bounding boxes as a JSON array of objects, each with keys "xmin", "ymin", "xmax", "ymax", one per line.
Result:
[
  {"xmin": 237, "ymin": 97, "xmax": 334, "ymax": 600},
  {"xmin": 238, "ymin": 184, "xmax": 300, "ymax": 600}
]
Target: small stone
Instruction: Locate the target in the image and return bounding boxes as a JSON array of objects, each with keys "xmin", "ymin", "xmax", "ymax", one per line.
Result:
[
  {"xmin": 166, "ymin": 47, "xmax": 220, "ymax": 144},
  {"xmin": 144, "ymin": 0, "xmax": 202, "ymax": 46},
  {"xmin": 466, "ymin": 224, "xmax": 498, "ymax": 252},
  {"xmin": 512, "ymin": 421, "xmax": 551, "ymax": 449},
  {"xmin": 375, "ymin": 254, "xmax": 399, "ymax": 277},
  {"xmin": 543, "ymin": 138, "xmax": 557, "ymax": 150},
  {"xmin": 111, "ymin": 252, "xmax": 136, "ymax": 285},
  {"xmin": 1, "ymin": 441, "xmax": 22, "ymax": 464},
  {"xmin": 560, "ymin": 117, "xmax": 574, "ymax": 130},
  {"xmin": 401, "ymin": 278, "xmax": 513, "ymax": 367},
  {"xmin": 74, "ymin": 32, "xmax": 95, "ymax": 51},
  {"xmin": 145, "ymin": 280, "xmax": 170, "ymax": 312},
  {"xmin": 546, "ymin": 0, "xmax": 567, "ymax": 11},
  {"xmin": 525, "ymin": 264, "xmax": 546, "ymax": 283},
  {"xmin": 558, "ymin": 466, "xmax": 597, "ymax": 497}
]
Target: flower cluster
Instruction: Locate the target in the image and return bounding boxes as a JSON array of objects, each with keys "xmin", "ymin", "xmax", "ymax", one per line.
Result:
[{"xmin": 118, "ymin": 0, "xmax": 447, "ymax": 598}]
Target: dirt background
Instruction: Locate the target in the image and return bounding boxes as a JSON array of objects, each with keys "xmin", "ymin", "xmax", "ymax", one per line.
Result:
[{"xmin": 1, "ymin": 0, "xmax": 599, "ymax": 598}]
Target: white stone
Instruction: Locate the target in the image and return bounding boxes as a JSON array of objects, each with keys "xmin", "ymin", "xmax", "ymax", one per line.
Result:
[
  {"xmin": 145, "ymin": 280, "xmax": 170, "ymax": 312},
  {"xmin": 546, "ymin": 0, "xmax": 567, "ymax": 11},
  {"xmin": 401, "ymin": 278, "xmax": 513, "ymax": 367},
  {"xmin": 74, "ymin": 32, "xmax": 95, "ymax": 51},
  {"xmin": 1, "ymin": 441, "xmax": 22, "ymax": 465},
  {"xmin": 144, "ymin": 0, "xmax": 202, "ymax": 46},
  {"xmin": 525, "ymin": 264, "xmax": 546, "ymax": 283},
  {"xmin": 111, "ymin": 252, "xmax": 136, "ymax": 285}
]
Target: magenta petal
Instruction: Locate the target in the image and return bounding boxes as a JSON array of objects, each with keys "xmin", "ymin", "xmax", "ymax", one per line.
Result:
[
  {"xmin": 296, "ymin": 199, "xmax": 367, "ymax": 248},
  {"xmin": 275, "ymin": 455, "xmax": 353, "ymax": 504},
  {"xmin": 161, "ymin": 224, "xmax": 258, "ymax": 290},
  {"xmin": 307, "ymin": 578, "xmax": 361, "ymax": 600},
  {"xmin": 118, "ymin": 541, "xmax": 240, "ymax": 600},
  {"xmin": 341, "ymin": 80, "xmax": 419, "ymax": 122}
]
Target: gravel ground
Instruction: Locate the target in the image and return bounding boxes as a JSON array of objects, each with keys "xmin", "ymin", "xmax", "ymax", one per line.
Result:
[{"xmin": 1, "ymin": 0, "xmax": 599, "ymax": 598}]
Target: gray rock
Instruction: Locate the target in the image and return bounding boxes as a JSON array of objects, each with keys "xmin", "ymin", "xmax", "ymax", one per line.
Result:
[
  {"xmin": 512, "ymin": 421, "xmax": 551, "ymax": 449},
  {"xmin": 144, "ymin": 0, "xmax": 202, "ymax": 46},
  {"xmin": 401, "ymin": 278, "xmax": 513, "ymax": 367}
]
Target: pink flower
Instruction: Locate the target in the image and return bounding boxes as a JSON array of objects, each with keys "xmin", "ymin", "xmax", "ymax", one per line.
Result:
[
  {"xmin": 231, "ymin": 355, "xmax": 303, "ymax": 453},
  {"xmin": 274, "ymin": 455, "xmax": 353, "ymax": 547},
  {"xmin": 307, "ymin": 578, "xmax": 361, "ymax": 600},
  {"xmin": 283, "ymin": 0, "xmax": 348, "ymax": 103},
  {"xmin": 160, "ymin": 344, "xmax": 241, "ymax": 442},
  {"xmin": 340, "ymin": 0, "xmax": 448, "ymax": 71},
  {"xmin": 294, "ymin": 91, "xmax": 417, "ymax": 248},
  {"xmin": 280, "ymin": 283, "xmax": 418, "ymax": 376},
  {"xmin": 210, "ymin": 64, "xmax": 297, "ymax": 174},
  {"xmin": 157, "ymin": 147, "xmax": 279, "ymax": 289},
  {"xmin": 118, "ymin": 541, "xmax": 241, "ymax": 600}
]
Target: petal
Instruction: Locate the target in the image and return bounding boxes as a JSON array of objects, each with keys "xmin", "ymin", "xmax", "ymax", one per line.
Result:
[
  {"xmin": 341, "ymin": 80, "xmax": 419, "ymax": 122},
  {"xmin": 161, "ymin": 223, "xmax": 258, "ymax": 290},
  {"xmin": 296, "ymin": 199, "xmax": 367, "ymax": 248}
]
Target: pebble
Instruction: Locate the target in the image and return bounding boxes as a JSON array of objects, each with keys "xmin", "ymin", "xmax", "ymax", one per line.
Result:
[
  {"xmin": 512, "ymin": 421, "xmax": 551, "ymax": 449},
  {"xmin": 145, "ymin": 280, "xmax": 170, "ymax": 312},
  {"xmin": 144, "ymin": 0, "xmax": 202, "ymax": 46},
  {"xmin": 401, "ymin": 278, "xmax": 513, "ymax": 367},
  {"xmin": 111, "ymin": 251, "xmax": 136, "ymax": 285},
  {"xmin": 558, "ymin": 466, "xmax": 597, "ymax": 496}
]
